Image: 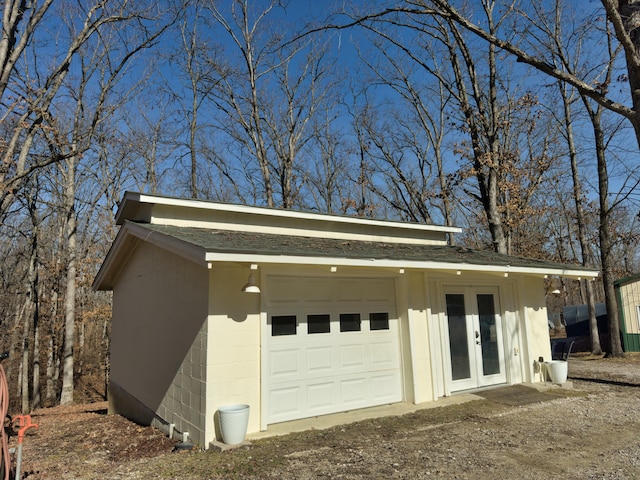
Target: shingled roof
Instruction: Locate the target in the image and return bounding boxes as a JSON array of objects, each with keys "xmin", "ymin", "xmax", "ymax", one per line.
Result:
[{"xmin": 139, "ymin": 222, "xmax": 596, "ymax": 274}]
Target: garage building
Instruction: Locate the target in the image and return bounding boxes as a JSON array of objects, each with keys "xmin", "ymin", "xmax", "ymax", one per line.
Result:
[{"xmin": 93, "ymin": 192, "xmax": 597, "ymax": 447}]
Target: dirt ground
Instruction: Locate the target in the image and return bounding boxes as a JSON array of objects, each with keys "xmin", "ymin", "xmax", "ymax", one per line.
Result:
[{"xmin": 12, "ymin": 354, "xmax": 640, "ymax": 479}]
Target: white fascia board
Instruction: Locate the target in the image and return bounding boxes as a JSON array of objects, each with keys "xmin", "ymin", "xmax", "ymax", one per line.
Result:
[
  {"xmin": 92, "ymin": 226, "xmax": 135, "ymax": 291},
  {"xmin": 118, "ymin": 191, "xmax": 462, "ymax": 235},
  {"xmin": 204, "ymin": 252, "xmax": 599, "ymax": 279}
]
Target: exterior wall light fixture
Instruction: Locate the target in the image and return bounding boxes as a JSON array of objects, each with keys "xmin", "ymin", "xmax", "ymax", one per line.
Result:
[{"xmin": 241, "ymin": 264, "xmax": 261, "ymax": 293}]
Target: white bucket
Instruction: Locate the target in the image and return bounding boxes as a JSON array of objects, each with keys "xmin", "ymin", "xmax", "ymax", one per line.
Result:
[
  {"xmin": 218, "ymin": 404, "xmax": 250, "ymax": 445},
  {"xmin": 545, "ymin": 360, "xmax": 568, "ymax": 384}
]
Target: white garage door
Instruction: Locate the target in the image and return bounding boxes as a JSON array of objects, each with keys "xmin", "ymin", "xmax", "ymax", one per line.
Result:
[{"xmin": 265, "ymin": 275, "xmax": 402, "ymax": 424}]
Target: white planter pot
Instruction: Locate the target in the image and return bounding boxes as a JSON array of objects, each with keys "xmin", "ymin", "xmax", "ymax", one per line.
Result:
[
  {"xmin": 545, "ymin": 360, "xmax": 568, "ymax": 384},
  {"xmin": 218, "ymin": 404, "xmax": 250, "ymax": 445}
]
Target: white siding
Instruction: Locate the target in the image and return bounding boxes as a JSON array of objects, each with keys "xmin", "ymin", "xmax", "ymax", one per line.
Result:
[{"xmin": 206, "ymin": 264, "xmax": 262, "ymax": 441}]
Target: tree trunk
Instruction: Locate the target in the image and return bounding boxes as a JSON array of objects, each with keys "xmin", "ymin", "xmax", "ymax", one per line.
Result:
[
  {"xmin": 77, "ymin": 318, "xmax": 85, "ymax": 377},
  {"xmin": 102, "ymin": 314, "xmax": 110, "ymax": 400},
  {"xmin": 45, "ymin": 290, "xmax": 58, "ymax": 404},
  {"xmin": 190, "ymin": 87, "xmax": 198, "ymax": 198},
  {"xmin": 598, "ymin": 184, "xmax": 624, "ymax": 356},
  {"xmin": 60, "ymin": 154, "xmax": 77, "ymax": 405},
  {"xmin": 46, "ymin": 335, "xmax": 55, "ymax": 404},
  {"xmin": 20, "ymin": 333, "xmax": 29, "ymax": 413},
  {"xmin": 32, "ymin": 305, "xmax": 41, "ymax": 410},
  {"xmin": 20, "ymin": 289, "xmax": 34, "ymax": 413},
  {"xmin": 435, "ymin": 144, "xmax": 455, "ymax": 244},
  {"xmin": 484, "ymin": 167, "xmax": 508, "ymax": 254},
  {"xmin": 584, "ymin": 280, "xmax": 602, "ymax": 354},
  {"xmin": 445, "ymin": 14, "xmax": 509, "ymax": 254},
  {"xmin": 591, "ymin": 109, "xmax": 624, "ymax": 357},
  {"xmin": 559, "ymin": 83, "xmax": 603, "ymax": 355},
  {"xmin": 21, "ymin": 194, "xmax": 39, "ymax": 413}
]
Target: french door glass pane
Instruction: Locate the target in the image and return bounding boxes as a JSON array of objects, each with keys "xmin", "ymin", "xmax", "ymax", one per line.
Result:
[
  {"xmin": 446, "ymin": 294, "xmax": 471, "ymax": 380},
  {"xmin": 477, "ymin": 294, "xmax": 500, "ymax": 375}
]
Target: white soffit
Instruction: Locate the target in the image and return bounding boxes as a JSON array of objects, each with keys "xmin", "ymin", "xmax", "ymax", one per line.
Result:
[{"xmin": 203, "ymin": 252, "xmax": 598, "ymax": 280}]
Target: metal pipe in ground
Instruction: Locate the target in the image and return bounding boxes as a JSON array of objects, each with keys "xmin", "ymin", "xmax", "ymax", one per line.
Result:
[{"xmin": 12, "ymin": 415, "xmax": 38, "ymax": 480}]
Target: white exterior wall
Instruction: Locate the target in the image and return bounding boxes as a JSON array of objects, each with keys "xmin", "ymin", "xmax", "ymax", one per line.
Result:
[
  {"xmin": 402, "ymin": 271, "xmax": 434, "ymax": 403},
  {"xmin": 516, "ymin": 276, "xmax": 552, "ymax": 382},
  {"xmin": 109, "ymin": 242, "xmax": 209, "ymax": 445},
  {"xmin": 410, "ymin": 272, "xmax": 549, "ymax": 400},
  {"xmin": 206, "ymin": 264, "xmax": 262, "ymax": 442},
  {"xmin": 110, "ymin": 248, "xmax": 552, "ymax": 444}
]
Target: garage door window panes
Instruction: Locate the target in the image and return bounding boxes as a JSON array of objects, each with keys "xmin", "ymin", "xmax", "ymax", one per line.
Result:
[
  {"xmin": 370, "ymin": 312, "xmax": 390, "ymax": 330},
  {"xmin": 308, "ymin": 314, "xmax": 330, "ymax": 334},
  {"xmin": 340, "ymin": 313, "xmax": 361, "ymax": 332},
  {"xmin": 272, "ymin": 315, "xmax": 297, "ymax": 336}
]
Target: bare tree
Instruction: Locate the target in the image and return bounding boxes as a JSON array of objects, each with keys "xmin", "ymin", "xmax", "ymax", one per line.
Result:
[
  {"xmin": 557, "ymin": 82, "xmax": 603, "ymax": 355},
  {"xmin": 345, "ymin": 95, "xmax": 379, "ymax": 218},
  {"xmin": 320, "ymin": 0, "xmax": 634, "ymax": 355},
  {"xmin": 354, "ymin": 5, "xmax": 557, "ymax": 253},
  {"xmin": 21, "ymin": 185, "xmax": 39, "ymax": 413},
  {"xmin": 24, "ymin": 0, "xmax": 175, "ymax": 405},
  {"xmin": 0, "ymin": 0, "xmax": 54, "ymax": 99},
  {"xmin": 305, "ymin": 112, "xmax": 350, "ymax": 214},
  {"xmin": 418, "ymin": 0, "xmax": 640, "ymax": 150},
  {"xmin": 1, "ymin": 0, "xmax": 131, "ymax": 217},
  {"xmin": 264, "ymin": 43, "xmax": 339, "ymax": 208},
  {"xmin": 165, "ymin": 0, "xmax": 220, "ymax": 199},
  {"xmin": 202, "ymin": 0, "xmax": 279, "ymax": 206},
  {"xmin": 527, "ymin": 1, "xmax": 626, "ymax": 356},
  {"xmin": 201, "ymin": 0, "xmax": 339, "ymax": 208},
  {"xmin": 358, "ymin": 36, "xmax": 456, "ymax": 228},
  {"xmin": 123, "ymin": 96, "xmax": 178, "ymax": 195},
  {"xmin": 531, "ymin": 0, "xmax": 605, "ymax": 354}
]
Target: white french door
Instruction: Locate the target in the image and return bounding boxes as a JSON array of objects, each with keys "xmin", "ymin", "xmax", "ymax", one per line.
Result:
[{"xmin": 444, "ymin": 287, "xmax": 506, "ymax": 391}]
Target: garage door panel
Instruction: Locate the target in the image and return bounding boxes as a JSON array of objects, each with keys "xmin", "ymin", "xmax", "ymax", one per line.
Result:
[
  {"xmin": 268, "ymin": 278, "xmax": 304, "ymax": 304},
  {"xmin": 305, "ymin": 279, "xmax": 333, "ymax": 302},
  {"xmin": 270, "ymin": 386, "xmax": 302, "ymax": 419},
  {"xmin": 307, "ymin": 347, "xmax": 333, "ymax": 373},
  {"xmin": 340, "ymin": 344, "xmax": 366, "ymax": 368},
  {"xmin": 365, "ymin": 279, "xmax": 396, "ymax": 303},
  {"xmin": 371, "ymin": 373, "xmax": 403, "ymax": 400},
  {"xmin": 269, "ymin": 349, "xmax": 301, "ymax": 378},
  {"xmin": 307, "ymin": 382, "xmax": 336, "ymax": 411},
  {"xmin": 370, "ymin": 342, "xmax": 398, "ymax": 368},
  {"xmin": 336, "ymin": 279, "xmax": 362, "ymax": 301},
  {"xmin": 340, "ymin": 377, "xmax": 368, "ymax": 405}
]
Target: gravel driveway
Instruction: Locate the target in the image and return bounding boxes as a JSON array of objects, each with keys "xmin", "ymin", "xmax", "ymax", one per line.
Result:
[{"xmin": 20, "ymin": 354, "xmax": 640, "ymax": 479}]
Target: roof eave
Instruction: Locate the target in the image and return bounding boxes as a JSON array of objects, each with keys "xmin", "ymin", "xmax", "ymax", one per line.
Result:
[
  {"xmin": 93, "ymin": 221, "xmax": 208, "ymax": 291},
  {"xmin": 204, "ymin": 252, "xmax": 599, "ymax": 279}
]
